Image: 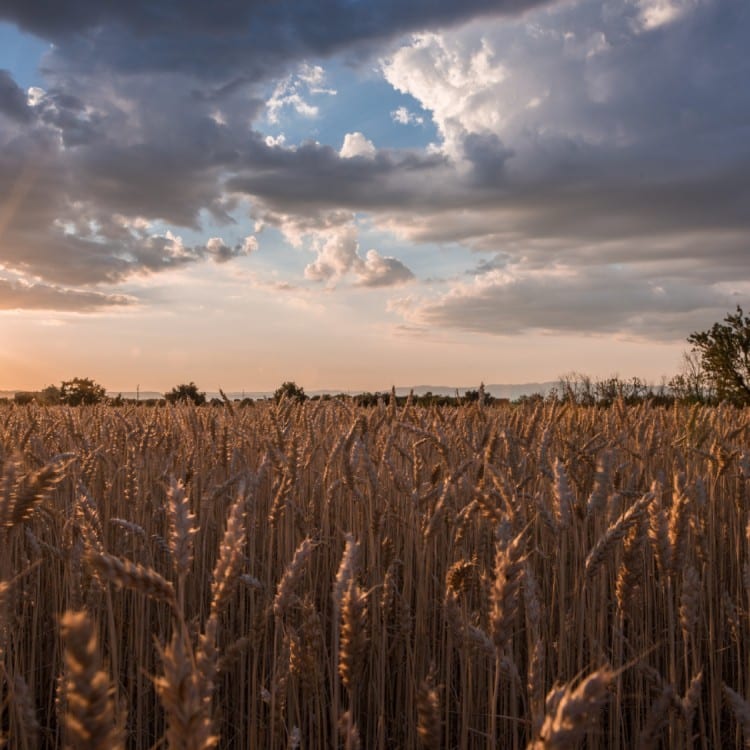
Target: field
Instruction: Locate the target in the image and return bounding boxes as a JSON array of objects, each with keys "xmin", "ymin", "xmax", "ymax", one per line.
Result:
[{"xmin": 1, "ymin": 398, "xmax": 749, "ymax": 748}]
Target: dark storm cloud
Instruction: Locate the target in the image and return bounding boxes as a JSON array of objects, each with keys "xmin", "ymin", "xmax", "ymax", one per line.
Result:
[
  {"xmin": 1, "ymin": 0, "xmax": 552, "ymax": 80},
  {"xmin": 0, "ymin": 70, "xmax": 31, "ymax": 122},
  {"xmin": 227, "ymin": 139, "xmax": 447, "ymax": 213},
  {"xmin": 461, "ymin": 133, "xmax": 514, "ymax": 187},
  {"xmin": 32, "ymin": 88, "xmax": 104, "ymax": 147}
]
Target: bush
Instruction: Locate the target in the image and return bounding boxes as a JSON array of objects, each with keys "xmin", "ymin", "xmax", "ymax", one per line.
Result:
[
  {"xmin": 274, "ymin": 381, "xmax": 307, "ymax": 403},
  {"xmin": 165, "ymin": 382, "xmax": 206, "ymax": 405},
  {"xmin": 60, "ymin": 377, "xmax": 106, "ymax": 406}
]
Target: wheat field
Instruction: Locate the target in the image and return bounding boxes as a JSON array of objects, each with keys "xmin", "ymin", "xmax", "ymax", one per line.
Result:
[{"xmin": 0, "ymin": 397, "xmax": 749, "ymax": 748}]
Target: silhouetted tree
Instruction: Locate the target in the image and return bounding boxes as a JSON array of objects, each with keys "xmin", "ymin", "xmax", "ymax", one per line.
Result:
[
  {"xmin": 274, "ymin": 381, "xmax": 307, "ymax": 403},
  {"xmin": 688, "ymin": 306, "xmax": 750, "ymax": 405},
  {"xmin": 668, "ymin": 351, "xmax": 711, "ymax": 404},
  {"xmin": 165, "ymin": 382, "xmax": 206, "ymax": 405},
  {"xmin": 463, "ymin": 383, "xmax": 494, "ymax": 405},
  {"xmin": 60, "ymin": 377, "xmax": 106, "ymax": 406}
]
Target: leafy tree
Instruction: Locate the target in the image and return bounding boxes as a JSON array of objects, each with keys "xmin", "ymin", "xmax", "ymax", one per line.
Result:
[
  {"xmin": 688, "ymin": 306, "xmax": 750, "ymax": 405},
  {"xmin": 165, "ymin": 382, "xmax": 206, "ymax": 405},
  {"xmin": 60, "ymin": 377, "xmax": 107, "ymax": 406},
  {"xmin": 273, "ymin": 381, "xmax": 307, "ymax": 403}
]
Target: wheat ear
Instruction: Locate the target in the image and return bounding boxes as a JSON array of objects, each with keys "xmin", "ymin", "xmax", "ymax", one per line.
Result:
[
  {"xmin": 154, "ymin": 630, "xmax": 218, "ymax": 750},
  {"xmin": 529, "ymin": 667, "xmax": 613, "ymax": 750},
  {"xmin": 724, "ymin": 684, "xmax": 750, "ymax": 748},
  {"xmin": 417, "ymin": 670, "xmax": 441, "ymax": 749},
  {"xmin": 59, "ymin": 610, "xmax": 124, "ymax": 750},
  {"xmin": 273, "ymin": 537, "xmax": 314, "ymax": 619},
  {"xmin": 87, "ymin": 552, "xmax": 177, "ymax": 609},
  {"xmin": 338, "ymin": 577, "xmax": 368, "ymax": 692}
]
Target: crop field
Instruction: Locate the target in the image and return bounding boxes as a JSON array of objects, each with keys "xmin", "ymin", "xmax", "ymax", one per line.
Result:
[{"xmin": 1, "ymin": 398, "xmax": 749, "ymax": 748}]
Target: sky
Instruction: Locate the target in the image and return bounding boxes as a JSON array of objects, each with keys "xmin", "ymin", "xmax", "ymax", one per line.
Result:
[{"xmin": 0, "ymin": 0, "xmax": 748, "ymax": 393}]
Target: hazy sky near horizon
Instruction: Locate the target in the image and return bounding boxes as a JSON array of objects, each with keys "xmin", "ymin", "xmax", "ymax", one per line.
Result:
[{"xmin": 0, "ymin": 0, "xmax": 748, "ymax": 392}]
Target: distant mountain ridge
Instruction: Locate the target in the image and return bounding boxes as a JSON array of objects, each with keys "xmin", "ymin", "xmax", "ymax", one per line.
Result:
[{"xmin": 1, "ymin": 382, "xmax": 557, "ymax": 401}]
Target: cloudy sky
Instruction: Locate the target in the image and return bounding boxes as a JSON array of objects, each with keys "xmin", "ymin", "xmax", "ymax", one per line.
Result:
[{"xmin": 0, "ymin": 0, "xmax": 747, "ymax": 393}]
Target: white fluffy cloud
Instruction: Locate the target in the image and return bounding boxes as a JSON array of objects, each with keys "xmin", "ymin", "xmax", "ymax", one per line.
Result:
[
  {"xmin": 356, "ymin": 249, "xmax": 414, "ymax": 288},
  {"xmin": 382, "ymin": 33, "xmax": 510, "ymax": 159},
  {"xmin": 391, "ymin": 106, "xmax": 424, "ymax": 126},
  {"xmin": 242, "ymin": 235, "xmax": 259, "ymax": 254},
  {"xmin": 305, "ymin": 225, "xmax": 361, "ymax": 282},
  {"xmin": 381, "ymin": 0, "xmax": 713, "ymax": 164},
  {"xmin": 339, "ymin": 132, "xmax": 376, "ymax": 159},
  {"xmin": 266, "ymin": 64, "xmax": 336, "ymax": 124},
  {"xmin": 303, "ymin": 222, "xmax": 413, "ymax": 288}
]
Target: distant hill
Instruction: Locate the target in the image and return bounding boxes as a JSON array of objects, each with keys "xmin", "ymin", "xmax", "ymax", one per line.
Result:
[{"xmin": 391, "ymin": 383, "xmax": 557, "ymax": 400}]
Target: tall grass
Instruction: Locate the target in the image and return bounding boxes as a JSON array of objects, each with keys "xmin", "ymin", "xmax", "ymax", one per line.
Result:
[{"xmin": 0, "ymin": 397, "xmax": 748, "ymax": 747}]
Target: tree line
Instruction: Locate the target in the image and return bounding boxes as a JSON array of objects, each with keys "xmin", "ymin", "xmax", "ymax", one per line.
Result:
[{"xmin": 4, "ymin": 305, "xmax": 750, "ymax": 408}]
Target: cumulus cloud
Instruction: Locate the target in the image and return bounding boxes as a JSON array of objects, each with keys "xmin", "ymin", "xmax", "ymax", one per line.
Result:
[
  {"xmin": 356, "ymin": 249, "xmax": 415, "ymax": 288},
  {"xmin": 241, "ymin": 235, "xmax": 259, "ymax": 254},
  {"xmin": 382, "ymin": 33, "xmax": 511, "ymax": 160},
  {"xmin": 202, "ymin": 234, "xmax": 258, "ymax": 264},
  {"xmin": 305, "ymin": 225, "xmax": 361, "ymax": 282},
  {"xmin": 391, "ymin": 106, "xmax": 424, "ymax": 126},
  {"xmin": 298, "ymin": 63, "xmax": 337, "ymax": 94},
  {"xmin": 302, "ymin": 222, "xmax": 414, "ymax": 288},
  {"xmin": 151, "ymin": 233, "xmax": 250, "ymax": 266},
  {"xmin": 339, "ymin": 132, "xmax": 376, "ymax": 159},
  {"xmin": 205, "ymin": 237, "xmax": 234, "ymax": 263},
  {"xmin": 266, "ymin": 65, "xmax": 336, "ymax": 124}
]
